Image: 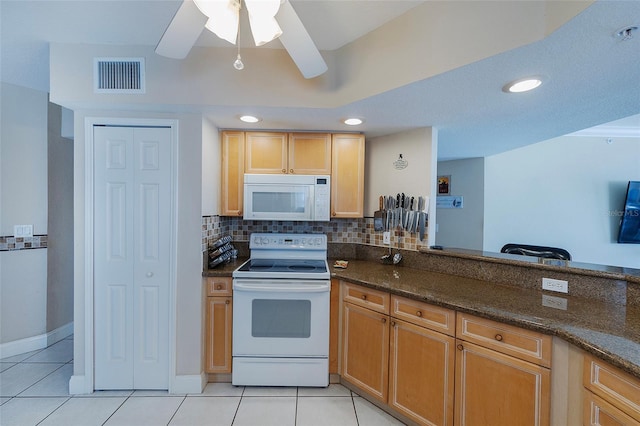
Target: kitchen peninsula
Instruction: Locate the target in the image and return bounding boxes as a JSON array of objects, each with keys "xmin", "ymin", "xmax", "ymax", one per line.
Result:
[{"xmin": 205, "ymin": 245, "xmax": 640, "ymax": 425}]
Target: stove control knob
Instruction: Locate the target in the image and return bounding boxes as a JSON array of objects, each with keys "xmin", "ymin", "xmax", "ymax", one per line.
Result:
[
  {"xmin": 315, "ymin": 237, "xmax": 322, "ymax": 245},
  {"xmin": 301, "ymin": 238, "xmax": 307, "ymax": 245}
]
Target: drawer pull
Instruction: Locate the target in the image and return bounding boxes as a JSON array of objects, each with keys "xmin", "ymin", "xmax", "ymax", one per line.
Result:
[
  {"xmin": 361, "ymin": 295, "xmax": 367, "ymax": 301},
  {"xmin": 416, "ymin": 310, "xmax": 422, "ymax": 317},
  {"xmin": 282, "ymin": 169, "xmax": 287, "ymax": 173},
  {"xmin": 457, "ymin": 344, "xmax": 464, "ymax": 351},
  {"xmin": 495, "ymin": 334, "xmax": 503, "ymax": 342}
]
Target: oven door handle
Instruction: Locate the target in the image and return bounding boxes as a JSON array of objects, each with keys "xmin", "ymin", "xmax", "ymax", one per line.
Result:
[{"xmin": 233, "ymin": 282, "xmax": 330, "ymax": 293}]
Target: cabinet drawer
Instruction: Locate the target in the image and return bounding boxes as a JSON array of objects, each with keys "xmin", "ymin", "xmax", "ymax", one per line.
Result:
[
  {"xmin": 206, "ymin": 277, "xmax": 232, "ymax": 296},
  {"xmin": 391, "ymin": 295, "xmax": 455, "ymax": 337},
  {"xmin": 342, "ymin": 282, "xmax": 389, "ymax": 314},
  {"xmin": 584, "ymin": 355, "xmax": 640, "ymax": 422},
  {"xmin": 456, "ymin": 313, "xmax": 551, "ymax": 367},
  {"xmin": 584, "ymin": 389, "xmax": 640, "ymax": 426}
]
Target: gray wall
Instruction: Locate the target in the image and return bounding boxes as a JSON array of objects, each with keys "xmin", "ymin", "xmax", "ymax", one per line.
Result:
[
  {"xmin": 435, "ymin": 158, "xmax": 485, "ymax": 250},
  {"xmin": 47, "ymin": 100, "xmax": 74, "ymax": 333}
]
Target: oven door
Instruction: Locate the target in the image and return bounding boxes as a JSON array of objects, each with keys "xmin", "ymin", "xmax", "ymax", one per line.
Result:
[{"xmin": 232, "ymin": 279, "xmax": 330, "ymax": 357}]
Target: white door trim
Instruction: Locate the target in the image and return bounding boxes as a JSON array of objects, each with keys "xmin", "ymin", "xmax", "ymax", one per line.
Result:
[{"xmin": 82, "ymin": 117, "xmax": 178, "ymax": 394}]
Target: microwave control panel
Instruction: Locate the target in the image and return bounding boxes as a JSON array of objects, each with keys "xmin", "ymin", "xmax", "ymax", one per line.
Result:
[{"xmin": 314, "ymin": 176, "xmax": 330, "ymax": 221}]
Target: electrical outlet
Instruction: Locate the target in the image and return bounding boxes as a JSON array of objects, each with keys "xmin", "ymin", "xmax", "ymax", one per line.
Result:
[
  {"xmin": 383, "ymin": 231, "xmax": 390, "ymax": 245},
  {"xmin": 542, "ymin": 277, "xmax": 568, "ymax": 294},
  {"xmin": 542, "ymin": 294, "xmax": 568, "ymax": 310}
]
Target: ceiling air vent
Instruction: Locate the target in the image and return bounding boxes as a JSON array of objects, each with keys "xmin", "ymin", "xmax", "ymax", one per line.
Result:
[{"xmin": 94, "ymin": 58, "xmax": 145, "ymax": 94}]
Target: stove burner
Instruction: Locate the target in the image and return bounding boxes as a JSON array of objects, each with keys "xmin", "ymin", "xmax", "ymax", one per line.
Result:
[{"xmin": 287, "ymin": 264, "xmax": 318, "ymax": 271}]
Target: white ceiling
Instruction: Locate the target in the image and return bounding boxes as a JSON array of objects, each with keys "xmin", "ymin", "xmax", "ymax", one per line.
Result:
[{"xmin": 1, "ymin": 0, "xmax": 639, "ymax": 160}]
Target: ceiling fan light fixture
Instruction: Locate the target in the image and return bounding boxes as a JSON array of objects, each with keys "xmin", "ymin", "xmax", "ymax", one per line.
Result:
[
  {"xmin": 240, "ymin": 115, "xmax": 261, "ymax": 123},
  {"xmin": 245, "ymin": 0, "xmax": 282, "ymax": 46},
  {"xmin": 502, "ymin": 77, "xmax": 543, "ymax": 93},
  {"xmin": 343, "ymin": 118, "xmax": 363, "ymax": 126},
  {"xmin": 195, "ymin": 0, "xmax": 240, "ymax": 44}
]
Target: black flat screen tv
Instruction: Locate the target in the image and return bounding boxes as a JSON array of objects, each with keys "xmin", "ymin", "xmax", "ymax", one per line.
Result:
[{"xmin": 618, "ymin": 181, "xmax": 640, "ymax": 244}]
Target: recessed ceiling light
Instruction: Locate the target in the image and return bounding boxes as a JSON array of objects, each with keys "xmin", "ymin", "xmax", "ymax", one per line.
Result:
[
  {"xmin": 343, "ymin": 118, "xmax": 363, "ymax": 126},
  {"xmin": 240, "ymin": 115, "xmax": 261, "ymax": 123},
  {"xmin": 502, "ymin": 77, "xmax": 543, "ymax": 93}
]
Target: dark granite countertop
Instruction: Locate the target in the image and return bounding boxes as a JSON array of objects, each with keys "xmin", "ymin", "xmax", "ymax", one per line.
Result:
[
  {"xmin": 202, "ymin": 256, "xmax": 640, "ymax": 380},
  {"xmin": 331, "ymin": 260, "xmax": 640, "ymax": 380}
]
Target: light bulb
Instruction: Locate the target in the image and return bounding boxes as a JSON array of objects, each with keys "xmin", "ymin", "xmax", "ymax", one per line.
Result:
[{"xmin": 233, "ymin": 54, "xmax": 244, "ymax": 70}]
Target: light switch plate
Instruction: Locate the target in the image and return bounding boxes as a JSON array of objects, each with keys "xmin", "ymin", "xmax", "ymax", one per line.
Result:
[
  {"xmin": 13, "ymin": 225, "xmax": 33, "ymax": 238},
  {"xmin": 383, "ymin": 231, "xmax": 390, "ymax": 245}
]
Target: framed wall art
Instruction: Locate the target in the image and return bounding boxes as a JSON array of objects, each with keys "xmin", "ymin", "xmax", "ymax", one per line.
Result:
[{"xmin": 437, "ymin": 175, "xmax": 451, "ymax": 195}]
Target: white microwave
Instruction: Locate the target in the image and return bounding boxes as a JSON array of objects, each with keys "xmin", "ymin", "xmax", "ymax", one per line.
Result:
[{"xmin": 243, "ymin": 174, "xmax": 330, "ymax": 222}]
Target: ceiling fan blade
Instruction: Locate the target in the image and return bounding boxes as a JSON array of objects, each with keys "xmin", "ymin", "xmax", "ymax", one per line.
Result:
[
  {"xmin": 276, "ymin": 0, "xmax": 327, "ymax": 79},
  {"xmin": 155, "ymin": 0, "xmax": 207, "ymax": 59}
]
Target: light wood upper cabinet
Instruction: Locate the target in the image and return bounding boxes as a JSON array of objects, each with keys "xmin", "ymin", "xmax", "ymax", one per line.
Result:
[
  {"xmin": 244, "ymin": 132, "xmax": 331, "ymax": 175},
  {"xmin": 288, "ymin": 133, "xmax": 331, "ymax": 174},
  {"xmin": 455, "ymin": 313, "xmax": 551, "ymax": 426},
  {"xmin": 331, "ymin": 134, "xmax": 365, "ymax": 218},
  {"xmin": 245, "ymin": 132, "xmax": 288, "ymax": 174},
  {"xmin": 220, "ymin": 131, "xmax": 245, "ymax": 217}
]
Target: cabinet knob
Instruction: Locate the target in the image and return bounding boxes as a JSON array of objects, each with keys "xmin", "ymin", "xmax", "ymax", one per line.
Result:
[
  {"xmin": 390, "ymin": 320, "xmax": 396, "ymax": 327},
  {"xmin": 216, "ymin": 284, "xmax": 222, "ymax": 290},
  {"xmin": 290, "ymin": 169, "xmax": 294, "ymax": 173},
  {"xmin": 416, "ymin": 310, "xmax": 422, "ymax": 317},
  {"xmin": 381, "ymin": 317, "xmax": 387, "ymax": 323},
  {"xmin": 282, "ymin": 169, "xmax": 286, "ymax": 173},
  {"xmin": 457, "ymin": 344, "xmax": 464, "ymax": 351},
  {"xmin": 361, "ymin": 295, "xmax": 367, "ymax": 300},
  {"xmin": 332, "ymin": 212, "xmax": 336, "ymax": 216},
  {"xmin": 225, "ymin": 299, "xmax": 230, "ymax": 305},
  {"xmin": 495, "ymin": 334, "xmax": 503, "ymax": 342},
  {"xmin": 237, "ymin": 211, "xmax": 242, "ymax": 216}
]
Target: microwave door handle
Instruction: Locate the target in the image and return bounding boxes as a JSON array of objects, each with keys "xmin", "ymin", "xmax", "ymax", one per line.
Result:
[{"xmin": 233, "ymin": 282, "xmax": 329, "ymax": 293}]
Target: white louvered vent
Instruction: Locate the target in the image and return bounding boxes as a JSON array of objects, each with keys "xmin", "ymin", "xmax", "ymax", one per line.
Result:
[{"xmin": 94, "ymin": 58, "xmax": 145, "ymax": 94}]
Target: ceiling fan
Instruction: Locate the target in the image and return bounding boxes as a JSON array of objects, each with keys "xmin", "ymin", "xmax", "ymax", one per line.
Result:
[{"xmin": 155, "ymin": 0, "xmax": 328, "ymax": 79}]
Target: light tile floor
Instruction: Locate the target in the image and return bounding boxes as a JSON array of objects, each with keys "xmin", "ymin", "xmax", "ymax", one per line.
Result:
[{"xmin": 1, "ymin": 336, "xmax": 406, "ymax": 425}]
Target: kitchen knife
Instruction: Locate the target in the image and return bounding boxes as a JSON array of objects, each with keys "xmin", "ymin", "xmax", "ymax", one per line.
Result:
[{"xmin": 374, "ymin": 196, "xmax": 384, "ymax": 231}]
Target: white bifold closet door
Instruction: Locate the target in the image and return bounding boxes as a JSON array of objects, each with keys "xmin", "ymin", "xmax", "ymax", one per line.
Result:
[{"xmin": 93, "ymin": 126, "xmax": 171, "ymax": 390}]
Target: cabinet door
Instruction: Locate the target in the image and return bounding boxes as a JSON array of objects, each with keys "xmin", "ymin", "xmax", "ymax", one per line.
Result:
[
  {"xmin": 331, "ymin": 134, "xmax": 365, "ymax": 218},
  {"xmin": 288, "ymin": 133, "xmax": 331, "ymax": 174},
  {"xmin": 389, "ymin": 318, "xmax": 455, "ymax": 426},
  {"xmin": 245, "ymin": 132, "xmax": 288, "ymax": 174},
  {"xmin": 455, "ymin": 340, "xmax": 550, "ymax": 426},
  {"xmin": 342, "ymin": 301, "xmax": 389, "ymax": 403},
  {"xmin": 205, "ymin": 296, "xmax": 232, "ymax": 373},
  {"xmin": 220, "ymin": 131, "xmax": 245, "ymax": 217}
]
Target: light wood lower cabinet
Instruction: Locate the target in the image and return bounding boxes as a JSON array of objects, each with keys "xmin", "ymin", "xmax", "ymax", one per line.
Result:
[
  {"xmin": 341, "ymin": 299, "xmax": 389, "ymax": 403},
  {"xmin": 455, "ymin": 313, "xmax": 552, "ymax": 426},
  {"xmin": 583, "ymin": 354, "xmax": 640, "ymax": 425},
  {"xmin": 204, "ymin": 277, "xmax": 232, "ymax": 374},
  {"xmin": 389, "ymin": 318, "xmax": 455, "ymax": 426}
]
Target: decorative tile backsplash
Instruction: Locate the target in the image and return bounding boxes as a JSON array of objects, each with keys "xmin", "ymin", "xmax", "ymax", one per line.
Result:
[
  {"xmin": 202, "ymin": 216, "xmax": 429, "ymax": 253},
  {"xmin": 0, "ymin": 235, "xmax": 48, "ymax": 251}
]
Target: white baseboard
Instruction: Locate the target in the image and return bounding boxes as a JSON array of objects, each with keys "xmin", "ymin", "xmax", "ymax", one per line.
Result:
[
  {"xmin": 68, "ymin": 374, "xmax": 91, "ymax": 395},
  {"xmin": 171, "ymin": 372, "xmax": 207, "ymax": 394},
  {"xmin": 0, "ymin": 322, "xmax": 73, "ymax": 359}
]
